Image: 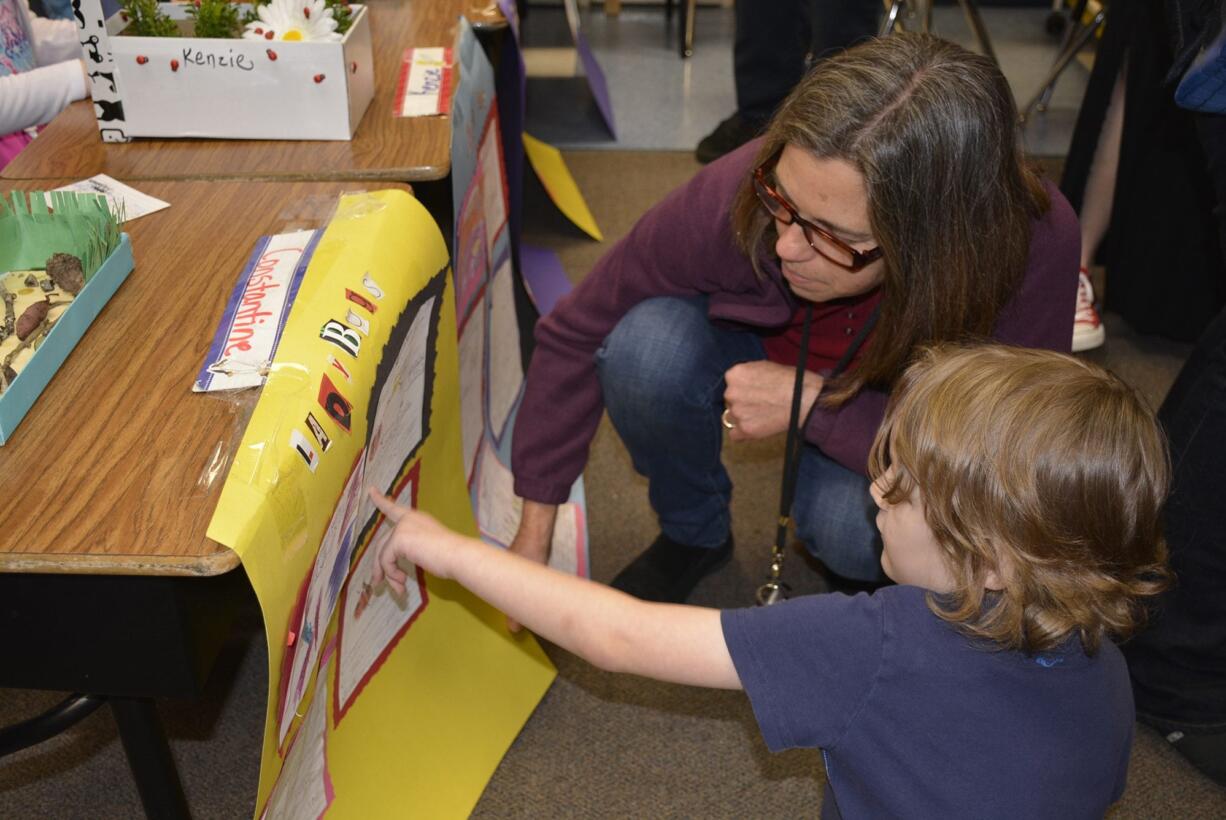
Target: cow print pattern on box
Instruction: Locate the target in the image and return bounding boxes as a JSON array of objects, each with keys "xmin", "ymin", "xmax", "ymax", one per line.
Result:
[{"xmin": 75, "ymin": 0, "xmax": 130, "ymax": 142}]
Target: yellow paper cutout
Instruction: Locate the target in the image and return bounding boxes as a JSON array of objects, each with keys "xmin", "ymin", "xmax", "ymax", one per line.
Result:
[
  {"xmin": 523, "ymin": 132, "xmax": 604, "ymax": 241},
  {"xmin": 207, "ymin": 190, "xmax": 554, "ymax": 819}
]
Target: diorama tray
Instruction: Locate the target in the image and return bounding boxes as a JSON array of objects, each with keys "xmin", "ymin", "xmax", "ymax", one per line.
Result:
[{"xmin": 0, "ymin": 234, "xmax": 135, "ymax": 445}]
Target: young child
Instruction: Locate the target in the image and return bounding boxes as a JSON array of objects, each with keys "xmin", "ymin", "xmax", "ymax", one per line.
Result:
[
  {"xmin": 370, "ymin": 344, "xmax": 1170, "ymax": 818},
  {"xmin": 1, "ymin": 0, "xmax": 88, "ymax": 168}
]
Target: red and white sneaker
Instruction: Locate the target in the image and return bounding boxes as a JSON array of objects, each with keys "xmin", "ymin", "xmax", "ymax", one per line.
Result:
[{"xmin": 1073, "ymin": 268, "xmax": 1105, "ymax": 352}]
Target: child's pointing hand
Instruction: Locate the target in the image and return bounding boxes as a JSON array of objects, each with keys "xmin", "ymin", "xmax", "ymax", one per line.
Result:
[{"xmin": 368, "ymin": 488, "xmax": 461, "ymax": 593}]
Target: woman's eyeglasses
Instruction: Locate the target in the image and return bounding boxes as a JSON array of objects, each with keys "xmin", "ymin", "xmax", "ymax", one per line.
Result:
[{"xmin": 752, "ymin": 155, "xmax": 883, "ymax": 272}]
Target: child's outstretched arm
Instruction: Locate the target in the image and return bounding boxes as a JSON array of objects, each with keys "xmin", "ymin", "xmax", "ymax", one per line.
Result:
[{"xmin": 368, "ymin": 489, "xmax": 742, "ymax": 690}]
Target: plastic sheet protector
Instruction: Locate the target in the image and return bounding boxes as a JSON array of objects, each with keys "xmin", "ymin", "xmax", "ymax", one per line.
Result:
[{"xmin": 206, "ymin": 189, "xmax": 555, "ymax": 819}]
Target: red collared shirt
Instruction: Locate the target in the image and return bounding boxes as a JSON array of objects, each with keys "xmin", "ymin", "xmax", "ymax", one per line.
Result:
[{"xmin": 761, "ymin": 289, "xmax": 883, "ymax": 372}]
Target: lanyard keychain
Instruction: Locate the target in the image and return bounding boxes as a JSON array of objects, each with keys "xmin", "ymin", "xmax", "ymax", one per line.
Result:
[{"xmin": 756, "ymin": 304, "xmax": 880, "ymax": 606}]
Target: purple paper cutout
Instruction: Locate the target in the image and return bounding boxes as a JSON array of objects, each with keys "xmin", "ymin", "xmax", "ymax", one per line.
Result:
[
  {"xmin": 519, "ymin": 244, "xmax": 572, "ymax": 316},
  {"xmin": 575, "ymin": 30, "xmax": 616, "ymax": 139},
  {"xmin": 497, "ymin": 0, "xmax": 519, "ymax": 39}
]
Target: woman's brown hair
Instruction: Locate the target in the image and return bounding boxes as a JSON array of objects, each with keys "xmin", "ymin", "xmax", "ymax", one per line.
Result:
[
  {"xmin": 732, "ymin": 33, "xmax": 1051, "ymax": 405},
  {"xmin": 868, "ymin": 345, "xmax": 1171, "ymax": 654}
]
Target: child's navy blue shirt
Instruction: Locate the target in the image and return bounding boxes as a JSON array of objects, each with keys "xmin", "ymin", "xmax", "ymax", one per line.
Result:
[{"xmin": 721, "ymin": 586, "xmax": 1132, "ymax": 819}]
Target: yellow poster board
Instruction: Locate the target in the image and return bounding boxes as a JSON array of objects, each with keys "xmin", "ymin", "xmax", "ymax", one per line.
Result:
[
  {"xmin": 207, "ymin": 190, "xmax": 555, "ymax": 819},
  {"xmin": 523, "ymin": 132, "xmax": 604, "ymax": 241}
]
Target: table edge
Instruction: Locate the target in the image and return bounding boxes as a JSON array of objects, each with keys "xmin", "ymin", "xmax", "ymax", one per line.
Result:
[
  {"xmin": 0, "ymin": 547, "xmax": 241, "ymax": 577},
  {"xmin": 1, "ymin": 161, "xmax": 450, "ymax": 184}
]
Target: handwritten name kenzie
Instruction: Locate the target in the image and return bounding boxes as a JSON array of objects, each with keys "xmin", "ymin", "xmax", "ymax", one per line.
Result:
[{"xmin": 181, "ymin": 47, "xmax": 256, "ymax": 72}]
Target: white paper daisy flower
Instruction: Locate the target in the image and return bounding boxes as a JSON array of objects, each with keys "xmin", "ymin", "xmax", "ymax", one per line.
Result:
[{"xmin": 242, "ymin": 0, "xmax": 341, "ymax": 42}]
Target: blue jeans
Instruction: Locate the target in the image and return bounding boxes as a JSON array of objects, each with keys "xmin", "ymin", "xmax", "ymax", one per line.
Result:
[{"xmin": 595, "ymin": 296, "xmax": 884, "ymax": 582}]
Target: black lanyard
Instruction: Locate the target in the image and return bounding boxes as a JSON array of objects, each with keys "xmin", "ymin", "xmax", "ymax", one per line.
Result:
[{"xmin": 757, "ymin": 302, "xmax": 881, "ymax": 605}]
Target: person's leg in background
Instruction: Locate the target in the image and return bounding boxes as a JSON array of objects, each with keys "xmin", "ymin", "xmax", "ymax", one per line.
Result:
[
  {"xmin": 791, "ymin": 446, "xmax": 884, "ymax": 583},
  {"xmin": 806, "ymin": 0, "xmax": 880, "ymax": 61},
  {"xmin": 696, "ymin": 0, "xmax": 808, "ymax": 163},
  {"xmin": 1124, "ymin": 305, "xmax": 1226, "ymax": 787},
  {"xmin": 696, "ymin": 0, "xmax": 878, "ymax": 164},
  {"xmin": 1122, "ymin": 109, "xmax": 1226, "ymax": 789},
  {"xmin": 595, "ymin": 296, "xmax": 766, "ymax": 602},
  {"xmin": 1069, "ymin": 63, "xmax": 1126, "ymax": 352},
  {"xmin": 1084, "ymin": 1, "xmax": 1224, "ymax": 341}
]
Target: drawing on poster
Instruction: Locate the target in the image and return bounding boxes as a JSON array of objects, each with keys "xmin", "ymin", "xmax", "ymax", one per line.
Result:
[
  {"xmin": 475, "ymin": 435, "xmax": 520, "ymax": 547},
  {"xmin": 486, "ymin": 257, "xmax": 523, "ymax": 441},
  {"xmin": 357, "ymin": 269, "xmax": 445, "ymax": 531},
  {"xmin": 474, "ymin": 437, "xmax": 586, "ymax": 575},
  {"xmin": 278, "ymin": 453, "xmax": 366, "ymax": 745},
  {"xmin": 548, "ymin": 502, "xmax": 587, "ymax": 577},
  {"xmin": 457, "ymin": 290, "xmax": 486, "ymax": 485},
  {"xmin": 335, "ymin": 462, "xmax": 426, "ymax": 719},
  {"xmin": 454, "ymin": 175, "xmax": 488, "ymax": 324},
  {"xmin": 273, "ymin": 267, "xmax": 446, "ymax": 750},
  {"xmin": 261, "ymin": 649, "xmax": 335, "ymax": 820},
  {"xmin": 478, "ymin": 111, "xmax": 508, "ymax": 257}
]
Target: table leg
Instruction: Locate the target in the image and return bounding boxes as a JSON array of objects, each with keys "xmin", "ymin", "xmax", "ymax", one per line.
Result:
[
  {"xmin": 110, "ymin": 697, "xmax": 191, "ymax": 820},
  {"xmin": 0, "ymin": 694, "xmax": 105, "ymax": 757}
]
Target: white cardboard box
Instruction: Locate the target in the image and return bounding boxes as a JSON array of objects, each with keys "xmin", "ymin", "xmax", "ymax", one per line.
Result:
[{"xmin": 85, "ymin": 2, "xmax": 374, "ymax": 141}]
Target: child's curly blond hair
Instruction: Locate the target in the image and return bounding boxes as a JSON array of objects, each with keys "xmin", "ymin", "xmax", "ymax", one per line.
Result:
[{"xmin": 868, "ymin": 344, "xmax": 1171, "ymax": 654}]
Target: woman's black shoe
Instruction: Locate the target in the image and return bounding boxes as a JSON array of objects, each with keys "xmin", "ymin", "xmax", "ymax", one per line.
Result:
[
  {"xmin": 610, "ymin": 533, "xmax": 734, "ymax": 603},
  {"xmin": 695, "ymin": 114, "xmax": 764, "ymax": 164}
]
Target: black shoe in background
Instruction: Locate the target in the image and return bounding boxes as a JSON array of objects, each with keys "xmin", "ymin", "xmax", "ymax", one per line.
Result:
[
  {"xmin": 695, "ymin": 114, "xmax": 764, "ymax": 164},
  {"xmin": 610, "ymin": 533, "xmax": 734, "ymax": 603},
  {"xmin": 1138, "ymin": 715, "xmax": 1226, "ymax": 787},
  {"xmin": 1167, "ymin": 731, "xmax": 1226, "ymax": 786}
]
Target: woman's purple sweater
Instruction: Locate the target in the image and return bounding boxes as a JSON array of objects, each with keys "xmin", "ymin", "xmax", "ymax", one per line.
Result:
[{"xmin": 512, "ymin": 140, "xmax": 1080, "ymax": 505}]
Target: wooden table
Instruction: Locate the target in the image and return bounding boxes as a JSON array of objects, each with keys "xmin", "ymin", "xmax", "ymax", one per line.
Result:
[
  {"xmin": 1, "ymin": 0, "xmax": 504, "ymax": 183},
  {"xmin": 0, "ymin": 178, "xmax": 413, "ymax": 818}
]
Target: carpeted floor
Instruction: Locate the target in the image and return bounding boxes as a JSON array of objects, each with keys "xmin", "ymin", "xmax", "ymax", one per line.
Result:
[{"xmin": 2, "ymin": 151, "xmax": 1223, "ymax": 818}]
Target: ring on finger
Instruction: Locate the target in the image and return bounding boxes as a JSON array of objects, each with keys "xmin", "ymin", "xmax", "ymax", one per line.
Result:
[{"xmin": 721, "ymin": 408, "xmax": 736, "ymax": 430}]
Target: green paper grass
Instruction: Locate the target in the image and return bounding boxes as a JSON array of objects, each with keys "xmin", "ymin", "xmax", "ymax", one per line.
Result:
[{"xmin": 0, "ymin": 191, "xmax": 122, "ymax": 281}]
